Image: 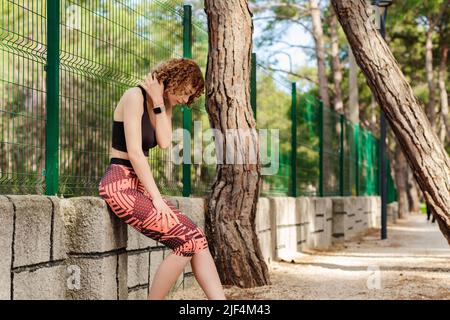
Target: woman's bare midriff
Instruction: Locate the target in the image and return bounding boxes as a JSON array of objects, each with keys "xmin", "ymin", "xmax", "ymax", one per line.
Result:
[{"xmin": 110, "ymin": 147, "xmax": 131, "ymax": 160}]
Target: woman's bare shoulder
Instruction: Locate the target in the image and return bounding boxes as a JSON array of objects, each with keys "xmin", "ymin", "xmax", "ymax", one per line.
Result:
[
  {"xmin": 116, "ymin": 87, "xmax": 144, "ymax": 118},
  {"xmin": 121, "ymin": 86, "xmax": 143, "ymax": 103}
]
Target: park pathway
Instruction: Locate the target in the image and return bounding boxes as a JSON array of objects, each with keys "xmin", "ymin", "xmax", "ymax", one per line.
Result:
[{"xmin": 169, "ymin": 214, "xmax": 450, "ymax": 300}]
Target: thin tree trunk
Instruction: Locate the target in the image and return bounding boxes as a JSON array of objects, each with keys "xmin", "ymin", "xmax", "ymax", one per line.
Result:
[
  {"xmin": 331, "ymin": 0, "xmax": 450, "ymax": 243},
  {"xmin": 394, "ymin": 143, "xmax": 409, "ymax": 219},
  {"xmin": 348, "ymin": 47, "xmax": 359, "ymax": 123},
  {"xmin": 407, "ymin": 167, "xmax": 421, "ymax": 214},
  {"xmin": 310, "ymin": 0, "xmax": 330, "ymax": 107},
  {"xmin": 438, "ymin": 42, "xmax": 449, "ymax": 142},
  {"xmin": 425, "ymin": 25, "xmax": 437, "ymax": 129},
  {"xmin": 329, "ymin": 5, "xmax": 344, "ymax": 114},
  {"xmin": 204, "ymin": 0, "xmax": 270, "ymax": 287}
]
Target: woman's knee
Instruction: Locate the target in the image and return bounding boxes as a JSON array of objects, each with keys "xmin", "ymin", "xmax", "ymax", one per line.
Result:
[{"xmin": 172, "ymin": 228, "xmax": 208, "ymax": 257}]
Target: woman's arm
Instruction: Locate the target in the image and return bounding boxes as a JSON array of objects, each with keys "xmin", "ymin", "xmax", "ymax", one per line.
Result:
[
  {"xmin": 153, "ymin": 104, "xmax": 173, "ymax": 149},
  {"xmin": 122, "ymin": 88, "xmax": 162, "ymax": 200},
  {"xmin": 141, "ymin": 73, "xmax": 173, "ymax": 149}
]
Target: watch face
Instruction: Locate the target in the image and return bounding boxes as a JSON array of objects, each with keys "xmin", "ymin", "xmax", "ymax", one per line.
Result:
[{"xmin": 153, "ymin": 107, "xmax": 162, "ymax": 114}]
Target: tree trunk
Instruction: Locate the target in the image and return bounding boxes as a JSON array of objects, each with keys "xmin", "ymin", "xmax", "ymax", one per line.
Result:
[
  {"xmin": 204, "ymin": 0, "xmax": 270, "ymax": 287},
  {"xmin": 329, "ymin": 5, "xmax": 344, "ymax": 114},
  {"xmin": 438, "ymin": 42, "xmax": 449, "ymax": 143},
  {"xmin": 425, "ymin": 25, "xmax": 437, "ymax": 129},
  {"xmin": 331, "ymin": 0, "xmax": 450, "ymax": 243},
  {"xmin": 407, "ymin": 167, "xmax": 421, "ymax": 214},
  {"xmin": 348, "ymin": 47, "xmax": 360, "ymax": 123},
  {"xmin": 394, "ymin": 143, "xmax": 409, "ymax": 219},
  {"xmin": 310, "ymin": 0, "xmax": 330, "ymax": 107}
]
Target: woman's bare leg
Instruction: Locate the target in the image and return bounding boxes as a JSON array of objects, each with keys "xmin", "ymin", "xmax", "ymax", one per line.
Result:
[
  {"xmin": 191, "ymin": 248, "xmax": 226, "ymax": 300},
  {"xmin": 148, "ymin": 253, "xmax": 192, "ymax": 300}
]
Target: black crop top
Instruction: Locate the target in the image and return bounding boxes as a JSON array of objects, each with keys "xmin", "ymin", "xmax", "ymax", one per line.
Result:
[{"xmin": 111, "ymin": 85, "xmax": 157, "ymax": 156}]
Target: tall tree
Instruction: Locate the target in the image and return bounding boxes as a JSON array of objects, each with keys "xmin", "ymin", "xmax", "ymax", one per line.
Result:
[
  {"xmin": 331, "ymin": 0, "xmax": 450, "ymax": 243},
  {"xmin": 438, "ymin": 9, "xmax": 449, "ymax": 143},
  {"xmin": 310, "ymin": 0, "xmax": 330, "ymax": 107},
  {"xmin": 407, "ymin": 167, "xmax": 422, "ymax": 214},
  {"xmin": 329, "ymin": 4, "xmax": 344, "ymax": 114},
  {"xmin": 394, "ymin": 143, "xmax": 409, "ymax": 218},
  {"xmin": 422, "ymin": 0, "xmax": 449, "ymax": 129},
  {"xmin": 204, "ymin": 0, "xmax": 270, "ymax": 287}
]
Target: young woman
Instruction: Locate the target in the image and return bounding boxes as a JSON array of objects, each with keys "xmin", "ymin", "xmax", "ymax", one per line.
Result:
[{"xmin": 98, "ymin": 58, "xmax": 226, "ymax": 300}]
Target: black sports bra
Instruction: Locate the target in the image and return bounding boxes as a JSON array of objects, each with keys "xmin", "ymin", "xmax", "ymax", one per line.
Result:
[{"xmin": 111, "ymin": 85, "xmax": 157, "ymax": 157}]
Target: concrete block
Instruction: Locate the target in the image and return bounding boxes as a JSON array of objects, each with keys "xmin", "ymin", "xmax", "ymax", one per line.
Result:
[
  {"xmin": 269, "ymin": 197, "xmax": 297, "ymax": 261},
  {"xmin": 256, "ymin": 197, "xmax": 271, "ymax": 232},
  {"xmin": 353, "ymin": 198, "xmax": 364, "ymax": 234},
  {"xmin": 296, "ymin": 197, "xmax": 312, "ymax": 251},
  {"xmin": 117, "ymin": 252, "xmax": 128, "ymax": 300},
  {"xmin": 0, "ymin": 196, "xmax": 14, "ymax": 300},
  {"xmin": 127, "ymin": 252, "xmax": 149, "ymax": 289},
  {"xmin": 331, "ymin": 197, "xmax": 348, "ymax": 243},
  {"xmin": 48, "ymin": 196, "xmax": 67, "ymax": 261},
  {"xmin": 369, "ymin": 196, "xmax": 381, "ymax": 228},
  {"xmin": 175, "ymin": 197, "xmax": 206, "ymax": 229},
  {"xmin": 345, "ymin": 197, "xmax": 357, "ymax": 239},
  {"xmin": 13, "ymin": 263, "xmax": 66, "ymax": 300},
  {"xmin": 149, "ymin": 250, "xmax": 164, "ymax": 286},
  {"xmin": 10, "ymin": 195, "xmax": 52, "ymax": 267},
  {"xmin": 66, "ymin": 254, "xmax": 124, "ymax": 300},
  {"xmin": 314, "ymin": 197, "xmax": 328, "ymax": 215},
  {"xmin": 164, "ymin": 196, "xmax": 180, "ymax": 209},
  {"xmin": 63, "ymin": 197, "xmax": 127, "ymax": 254},
  {"xmin": 307, "ymin": 198, "xmax": 330, "ymax": 249},
  {"xmin": 318, "ymin": 198, "xmax": 332, "ymax": 248},
  {"xmin": 127, "ymin": 227, "xmax": 156, "ymax": 251},
  {"xmin": 256, "ymin": 197, "xmax": 272, "ymax": 265},
  {"xmin": 359, "ymin": 197, "xmax": 370, "ymax": 229},
  {"xmin": 387, "ymin": 202, "xmax": 399, "ymax": 224}
]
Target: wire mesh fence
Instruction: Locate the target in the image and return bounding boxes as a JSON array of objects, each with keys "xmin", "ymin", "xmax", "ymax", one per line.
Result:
[{"xmin": 0, "ymin": 0, "xmax": 396, "ymax": 201}]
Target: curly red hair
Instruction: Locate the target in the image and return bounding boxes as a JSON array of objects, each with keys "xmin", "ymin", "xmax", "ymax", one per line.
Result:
[{"xmin": 151, "ymin": 58, "xmax": 205, "ymax": 107}]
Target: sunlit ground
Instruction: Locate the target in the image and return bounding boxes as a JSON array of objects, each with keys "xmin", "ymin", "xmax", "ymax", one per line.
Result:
[{"xmin": 168, "ymin": 214, "xmax": 450, "ymax": 300}]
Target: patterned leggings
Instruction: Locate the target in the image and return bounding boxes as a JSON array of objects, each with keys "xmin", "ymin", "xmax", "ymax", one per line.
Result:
[{"xmin": 98, "ymin": 158, "xmax": 208, "ymax": 257}]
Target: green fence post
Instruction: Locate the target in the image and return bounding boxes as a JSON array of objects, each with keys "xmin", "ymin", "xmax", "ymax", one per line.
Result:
[
  {"xmin": 355, "ymin": 124, "xmax": 360, "ymax": 196},
  {"xmin": 339, "ymin": 114, "xmax": 344, "ymax": 196},
  {"xmin": 290, "ymin": 82, "xmax": 297, "ymax": 197},
  {"xmin": 251, "ymin": 52, "xmax": 257, "ymax": 121},
  {"xmin": 45, "ymin": 0, "xmax": 60, "ymax": 196},
  {"xmin": 319, "ymin": 100, "xmax": 324, "ymax": 197},
  {"xmin": 182, "ymin": 4, "xmax": 192, "ymax": 197}
]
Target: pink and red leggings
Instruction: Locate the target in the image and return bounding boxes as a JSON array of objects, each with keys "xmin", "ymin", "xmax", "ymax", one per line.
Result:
[{"xmin": 98, "ymin": 158, "xmax": 208, "ymax": 257}]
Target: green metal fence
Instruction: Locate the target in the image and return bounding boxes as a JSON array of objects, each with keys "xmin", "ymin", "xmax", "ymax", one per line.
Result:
[{"xmin": 0, "ymin": 0, "xmax": 396, "ymax": 201}]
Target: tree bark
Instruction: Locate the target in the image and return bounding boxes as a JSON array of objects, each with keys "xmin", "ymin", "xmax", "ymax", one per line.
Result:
[
  {"xmin": 329, "ymin": 5, "xmax": 344, "ymax": 114},
  {"xmin": 394, "ymin": 143, "xmax": 409, "ymax": 219},
  {"xmin": 310, "ymin": 0, "xmax": 330, "ymax": 107},
  {"xmin": 204, "ymin": 0, "xmax": 270, "ymax": 287},
  {"xmin": 331, "ymin": 0, "xmax": 450, "ymax": 243}
]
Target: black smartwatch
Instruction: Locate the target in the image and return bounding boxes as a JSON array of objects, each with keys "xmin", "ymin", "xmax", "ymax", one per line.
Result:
[{"xmin": 152, "ymin": 104, "xmax": 165, "ymax": 114}]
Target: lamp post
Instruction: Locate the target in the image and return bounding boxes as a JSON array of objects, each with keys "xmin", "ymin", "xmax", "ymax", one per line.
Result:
[{"xmin": 372, "ymin": 0, "xmax": 392, "ymax": 240}]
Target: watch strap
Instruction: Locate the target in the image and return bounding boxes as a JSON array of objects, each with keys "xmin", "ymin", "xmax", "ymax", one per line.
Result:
[{"xmin": 153, "ymin": 104, "xmax": 165, "ymax": 114}]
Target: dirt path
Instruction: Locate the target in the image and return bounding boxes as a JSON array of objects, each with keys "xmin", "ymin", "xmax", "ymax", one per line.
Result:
[{"xmin": 169, "ymin": 214, "xmax": 450, "ymax": 300}]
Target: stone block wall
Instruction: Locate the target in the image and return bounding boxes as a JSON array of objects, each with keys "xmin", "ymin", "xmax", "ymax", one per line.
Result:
[{"xmin": 0, "ymin": 194, "xmax": 390, "ymax": 300}]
